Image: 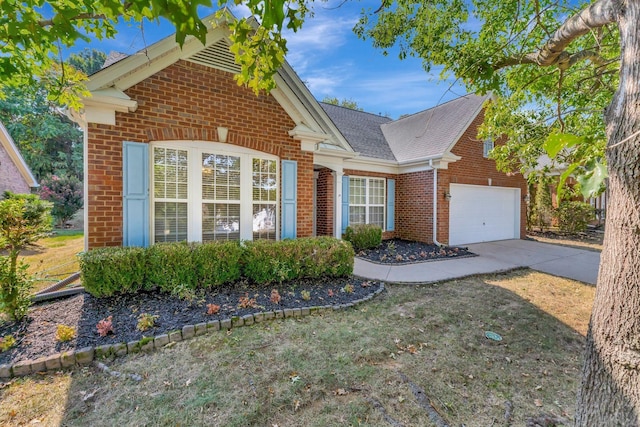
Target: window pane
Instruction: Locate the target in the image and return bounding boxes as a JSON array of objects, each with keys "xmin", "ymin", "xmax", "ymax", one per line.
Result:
[
  {"xmin": 202, "ymin": 153, "xmax": 241, "ymax": 201},
  {"xmin": 202, "ymin": 203, "xmax": 240, "ymax": 241},
  {"xmin": 369, "ymin": 206, "xmax": 384, "ymax": 228},
  {"xmin": 154, "ymin": 202, "xmax": 188, "ymax": 242},
  {"xmin": 349, "ymin": 206, "xmax": 366, "ymax": 225},
  {"xmin": 253, "ymin": 204, "xmax": 276, "ymax": 240},
  {"xmin": 253, "ymin": 159, "xmax": 277, "ymax": 202},
  {"xmin": 369, "ymin": 179, "xmax": 385, "ymax": 205},
  {"xmin": 153, "ymin": 147, "xmax": 188, "ymax": 200},
  {"xmin": 349, "ymin": 178, "xmax": 366, "ymax": 205}
]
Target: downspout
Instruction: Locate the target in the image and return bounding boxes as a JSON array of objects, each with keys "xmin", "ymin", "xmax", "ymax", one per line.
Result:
[{"xmin": 431, "ymin": 159, "xmax": 444, "ymax": 247}]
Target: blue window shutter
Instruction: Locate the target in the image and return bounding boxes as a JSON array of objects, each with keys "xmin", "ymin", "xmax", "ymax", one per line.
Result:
[
  {"xmin": 341, "ymin": 176, "xmax": 350, "ymax": 234},
  {"xmin": 281, "ymin": 160, "xmax": 297, "ymax": 239},
  {"xmin": 123, "ymin": 141, "xmax": 149, "ymax": 247},
  {"xmin": 386, "ymin": 178, "xmax": 395, "ymax": 231}
]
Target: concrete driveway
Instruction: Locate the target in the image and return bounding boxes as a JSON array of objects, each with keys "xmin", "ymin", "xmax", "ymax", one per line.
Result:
[{"xmin": 353, "ymin": 239, "xmax": 600, "ymax": 285}]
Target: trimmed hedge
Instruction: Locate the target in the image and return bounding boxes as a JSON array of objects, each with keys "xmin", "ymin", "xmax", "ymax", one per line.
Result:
[
  {"xmin": 557, "ymin": 201, "xmax": 595, "ymax": 233},
  {"xmin": 79, "ymin": 237, "xmax": 354, "ymax": 297},
  {"xmin": 243, "ymin": 237, "xmax": 354, "ymax": 284},
  {"xmin": 344, "ymin": 224, "xmax": 383, "ymax": 251},
  {"xmin": 79, "ymin": 247, "xmax": 148, "ymax": 297}
]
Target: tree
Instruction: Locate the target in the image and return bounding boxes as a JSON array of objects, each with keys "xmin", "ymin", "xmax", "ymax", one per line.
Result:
[
  {"xmin": 531, "ymin": 174, "xmax": 554, "ymax": 232},
  {"xmin": 0, "ymin": 192, "xmax": 52, "ymax": 320},
  {"xmin": 39, "ymin": 175, "xmax": 84, "ymax": 227},
  {"xmin": 67, "ymin": 48, "xmax": 108, "ymax": 76},
  {"xmin": 321, "ymin": 96, "xmax": 363, "ymax": 111},
  {"xmin": 0, "ymin": 84, "xmax": 83, "ymax": 180},
  {"xmin": 353, "ymin": 1, "xmax": 640, "ymax": 424}
]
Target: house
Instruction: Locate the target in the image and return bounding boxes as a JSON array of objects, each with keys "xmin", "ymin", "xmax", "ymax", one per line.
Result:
[
  {"xmin": 0, "ymin": 121, "xmax": 38, "ymax": 194},
  {"xmin": 72, "ymin": 17, "xmax": 526, "ymax": 250}
]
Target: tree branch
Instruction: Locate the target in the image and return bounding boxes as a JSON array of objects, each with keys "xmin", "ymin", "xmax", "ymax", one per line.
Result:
[{"xmin": 494, "ymin": 0, "xmax": 619, "ymax": 69}]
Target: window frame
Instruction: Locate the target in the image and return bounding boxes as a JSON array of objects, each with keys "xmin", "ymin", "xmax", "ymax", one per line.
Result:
[
  {"xmin": 150, "ymin": 141, "xmax": 279, "ymax": 244},
  {"xmin": 348, "ymin": 176, "xmax": 386, "ymax": 230},
  {"xmin": 483, "ymin": 138, "xmax": 494, "ymax": 158}
]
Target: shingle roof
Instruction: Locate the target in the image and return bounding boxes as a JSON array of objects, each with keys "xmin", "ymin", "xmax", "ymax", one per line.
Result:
[
  {"xmin": 380, "ymin": 94, "xmax": 488, "ymax": 162},
  {"xmin": 102, "ymin": 51, "xmax": 129, "ymax": 69},
  {"xmin": 320, "ymin": 103, "xmax": 396, "ymax": 161}
]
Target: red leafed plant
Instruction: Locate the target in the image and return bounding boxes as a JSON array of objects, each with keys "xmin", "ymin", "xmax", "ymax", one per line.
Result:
[
  {"xmin": 270, "ymin": 289, "xmax": 281, "ymax": 304},
  {"xmin": 96, "ymin": 316, "xmax": 114, "ymax": 337},
  {"xmin": 328, "ymin": 289, "xmax": 334, "ymax": 297},
  {"xmin": 206, "ymin": 303, "xmax": 220, "ymax": 315},
  {"xmin": 238, "ymin": 294, "xmax": 258, "ymax": 309}
]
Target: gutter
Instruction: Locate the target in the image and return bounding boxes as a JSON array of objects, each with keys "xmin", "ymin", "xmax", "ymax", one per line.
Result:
[{"xmin": 431, "ymin": 159, "xmax": 444, "ymax": 247}]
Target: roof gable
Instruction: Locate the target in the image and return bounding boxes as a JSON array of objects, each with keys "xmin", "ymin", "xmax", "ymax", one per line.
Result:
[
  {"xmin": 381, "ymin": 94, "xmax": 488, "ymax": 163},
  {"xmin": 0, "ymin": 121, "xmax": 38, "ymax": 188},
  {"xmin": 320, "ymin": 103, "xmax": 396, "ymax": 161}
]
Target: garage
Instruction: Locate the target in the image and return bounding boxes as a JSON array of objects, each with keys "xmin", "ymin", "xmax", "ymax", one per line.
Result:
[{"xmin": 448, "ymin": 184, "xmax": 520, "ymax": 245}]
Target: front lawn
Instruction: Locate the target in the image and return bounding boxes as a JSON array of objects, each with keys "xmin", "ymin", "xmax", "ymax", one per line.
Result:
[{"xmin": 0, "ymin": 270, "xmax": 594, "ymax": 426}]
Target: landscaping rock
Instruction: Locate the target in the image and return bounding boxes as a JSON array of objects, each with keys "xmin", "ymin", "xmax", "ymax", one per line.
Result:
[
  {"xmin": 264, "ymin": 311, "xmax": 275, "ymax": 320},
  {"xmin": 44, "ymin": 354, "xmax": 62, "ymax": 370},
  {"xmin": 0, "ymin": 364, "xmax": 11, "ymax": 378},
  {"xmin": 95, "ymin": 345, "xmax": 113, "ymax": 359},
  {"xmin": 253, "ymin": 312, "xmax": 265, "ymax": 323},
  {"xmin": 301, "ymin": 307, "xmax": 310, "ymax": 316},
  {"xmin": 30, "ymin": 358, "xmax": 47, "ymax": 374},
  {"xmin": 182, "ymin": 325, "xmax": 195, "ymax": 339},
  {"xmin": 195, "ymin": 323, "xmax": 207, "ymax": 336},
  {"xmin": 206, "ymin": 320, "xmax": 220, "ymax": 331},
  {"xmin": 60, "ymin": 351, "xmax": 76, "ymax": 368},
  {"xmin": 231, "ymin": 317, "xmax": 244, "ymax": 328},
  {"xmin": 127, "ymin": 341, "xmax": 141, "ymax": 353},
  {"xmin": 220, "ymin": 319, "xmax": 232, "ymax": 330},
  {"xmin": 154, "ymin": 334, "xmax": 170, "ymax": 348},
  {"xmin": 168, "ymin": 331, "xmax": 182, "ymax": 342},
  {"xmin": 242, "ymin": 314, "xmax": 254, "ymax": 326},
  {"xmin": 113, "ymin": 343, "xmax": 127, "ymax": 357},
  {"xmin": 12, "ymin": 360, "xmax": 31, "ymax": 376},
  {"xmin": 292, "ymin": 308, "xmax": 301, "ymax": 317},
  {"xmin": 75, "ymin": 347, "xmax": 95, "ymax": 364},
  {"xmin": 284, "ymin": 309, "xmax": 294, "ymax": 318},
  {"xmin": 140, "ymin": 338, "xmax": 154, "ymax": 352}
]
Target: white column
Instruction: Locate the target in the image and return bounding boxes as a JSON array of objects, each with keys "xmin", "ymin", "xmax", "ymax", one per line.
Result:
[{"xmin": 333, "ymin": 170, "xmax": 343, "ymax": 239}]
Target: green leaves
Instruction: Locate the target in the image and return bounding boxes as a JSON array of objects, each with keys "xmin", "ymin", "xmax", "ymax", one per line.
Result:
[
  {"xmin": 543, "ymin": 133, "xmax": 585, "ymax": 158},
  {"xmin": 577, "ymin": 161, "xmax": 608, "ymax": 200}
]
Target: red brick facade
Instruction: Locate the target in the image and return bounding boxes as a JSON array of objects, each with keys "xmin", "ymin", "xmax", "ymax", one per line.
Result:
[
  {"xmin": 87, "ymin": 60, "xmax": 312, "ymax": 248},
  {"xmin": 437, "ymin": 112, "xmax": 527, "ymax": 243},
  {"xmin": 0, "ymin": 143, "xmax": 31, "ymax": 194},
  {"xmin": 315, "ymin": 168, "xmax": 334, "ymax": 236},
  {"xmin": 396, "ymin": 170, "xmax": 434, "ymax": 243}
]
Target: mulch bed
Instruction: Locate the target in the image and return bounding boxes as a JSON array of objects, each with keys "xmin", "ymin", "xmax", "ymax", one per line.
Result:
[
  {"xmin": 356, "ymin": 238, "xmax": 475, "ymax": 264},
  {"xmin": 0, "ymin": 276, "xmax": 381, "ymax": 366}
]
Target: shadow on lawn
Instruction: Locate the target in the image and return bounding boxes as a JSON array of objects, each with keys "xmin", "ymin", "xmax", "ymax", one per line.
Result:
[{"xmin": 0, "ymin": 269, "xmax": 604, "ymax": 426}]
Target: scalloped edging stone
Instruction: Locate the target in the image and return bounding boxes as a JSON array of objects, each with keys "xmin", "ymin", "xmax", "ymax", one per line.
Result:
[{"xmin": 0, "ymin": 282, "xmax": 385, "ymax": 379}]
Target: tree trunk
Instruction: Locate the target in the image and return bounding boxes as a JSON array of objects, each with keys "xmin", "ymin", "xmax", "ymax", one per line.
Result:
[{"xmin": 575, "ymin": 1, "xmax": 640, "ymax": 425}]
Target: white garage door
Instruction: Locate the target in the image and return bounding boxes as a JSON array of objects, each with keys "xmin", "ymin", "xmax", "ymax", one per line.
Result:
[{"xmin": 449, "ymin": 184, "xmax": 520, "ymax": 245}]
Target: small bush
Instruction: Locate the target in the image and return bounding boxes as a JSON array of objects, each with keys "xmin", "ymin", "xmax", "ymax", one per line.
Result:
[
  {"xmin": 146, "ymin": 243, "xmax": 196, "ymax": 295},
  {"xmin": 344, "ymin": 224, "xmax": 382, "ymax": 251},
  {"xmin": 192, "ymin": 241, "xmax": 243, "ymax": 288},
  {"xmin": 56, "ymin": 324, "xmax": 76, "ymax": 342},
  {"xmin": 137, "ymin": 313, "xmax": 158, "ymax": 331},
  {"xmin": 206, "ymin": 303, "xmax": 220, "ymax": 315},
  {"xmin": 96, "ymin": 316, "xmax": 114, "ymax": 337},
  {"xmin": 557, "ymin": 201, "xmax": 595, "ymax": 233},
  {"xmin": 79, "ymin": 247, "xmax": 148, "ymax": 297},
  {"xmin": 243, "ymin": 237, "xmax": 354, "ymax": 284},
  {"xmin": 0, "ymin": 335, "xmax": 16, "ymax": 352}
]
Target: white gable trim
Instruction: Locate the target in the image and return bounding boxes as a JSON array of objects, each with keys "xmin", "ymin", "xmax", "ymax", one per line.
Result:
[{"xmin": 0, "ymin": 122, "xmax": 38, "ymax": 188}]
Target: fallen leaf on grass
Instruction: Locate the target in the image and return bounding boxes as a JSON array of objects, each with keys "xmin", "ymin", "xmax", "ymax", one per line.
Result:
[
  {"xmin": 534, "ymin": 399, "xmax": 543, "ymax": 407},
  {"xmin": 294, "ymin": 400, "xmax": 301, "ymax": 411},
  {"xmin": 334, "ymin": 388, "xmax": 348, "ymax": 396}
]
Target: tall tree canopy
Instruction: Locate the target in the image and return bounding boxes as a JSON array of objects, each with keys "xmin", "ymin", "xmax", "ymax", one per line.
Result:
[{"xmin": 2, "ymin": 0, "xmax": 640, "ymax": 424}]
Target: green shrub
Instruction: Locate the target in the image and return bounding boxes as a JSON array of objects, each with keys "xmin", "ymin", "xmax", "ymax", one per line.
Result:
[
  {"xmin": 344, "ymin": 224, "xmax": 383, "ymax": 251},
  {"xmin": 79, "ymin": 247, "xmax": 148, "ymax": 297},
  {"xmin": 0, "ymin": 192, "xmax": 52, "ymax": 320},
  {"xmin": 146, "ymin": 242, "xmax": 196, "ymax": 295},
  {"xmin": 192, "ymin": 241, "xmax": 243, "ymax": 287},
  {"xmin": 243, "ymin": 237, "xmax": 354, "ymax": 284},
  {"xmin": 557, "ymin": 201, "xmax": 595, "ymax": 233}
]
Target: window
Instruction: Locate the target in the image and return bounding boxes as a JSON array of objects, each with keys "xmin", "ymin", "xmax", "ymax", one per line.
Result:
[
  {"xmin": 483, "ymin": 139, "xmax": 494, "ymax": 158},
  {"xmin": 349, "ymin": 177, "xmax": 385, "ymax": 229},
  {"xmin": 153, "ymin": 147, "xmax": 188, "ymax": 242},
  {"xmin": 152, "ymin": 142, "xmax": 278, "ymax": 243}
]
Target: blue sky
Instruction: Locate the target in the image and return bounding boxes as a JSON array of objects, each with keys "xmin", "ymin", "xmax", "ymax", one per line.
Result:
[{"xmin": 71, "ymin": 1, "xmax": 467, "ymax": 119}]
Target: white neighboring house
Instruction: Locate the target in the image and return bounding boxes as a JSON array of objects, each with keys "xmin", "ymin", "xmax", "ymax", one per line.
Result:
[{"xmin": 0, "ymin": 121, "xmax": 38, "ymax": 195}]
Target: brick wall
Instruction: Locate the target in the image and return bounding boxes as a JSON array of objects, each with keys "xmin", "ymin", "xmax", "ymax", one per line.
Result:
[
  {"xmin": 315, "ymin": 168, "xmax": 334, "ymax": 236},
  {"xmin": 87, "ymin": 60, "xmax": 312, "ymax": 248},
  {"xmin": 396, "ymin": 170, "xmax": 434, "ymax": 243},
  {"xmin": 438, "ymin": 111, "xmax": 528, "ymax": 243},
  {"xmin": 0, "ymin": 143, "xmax": 31, "ymax": 194}
]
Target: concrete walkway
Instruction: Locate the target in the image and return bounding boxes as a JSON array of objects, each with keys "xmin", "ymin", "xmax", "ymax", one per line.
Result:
[{"xmin": 353, "ymin": 239, "xmax": 601, "ymax": 285}]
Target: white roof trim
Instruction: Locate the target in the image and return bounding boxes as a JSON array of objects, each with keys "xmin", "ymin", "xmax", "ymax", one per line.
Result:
[
  {"xmin": 84, "ymin": 88, "xmax": 138, "ymax": 113},
  {"xmin": 0, "ymin": 122, "xmax": 38, "ymax": 188}
]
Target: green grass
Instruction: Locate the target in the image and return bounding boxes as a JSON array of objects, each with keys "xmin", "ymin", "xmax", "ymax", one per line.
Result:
[{"xmin": 0, "ymin": 270, "xmax": 593, "ymax": 426}]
